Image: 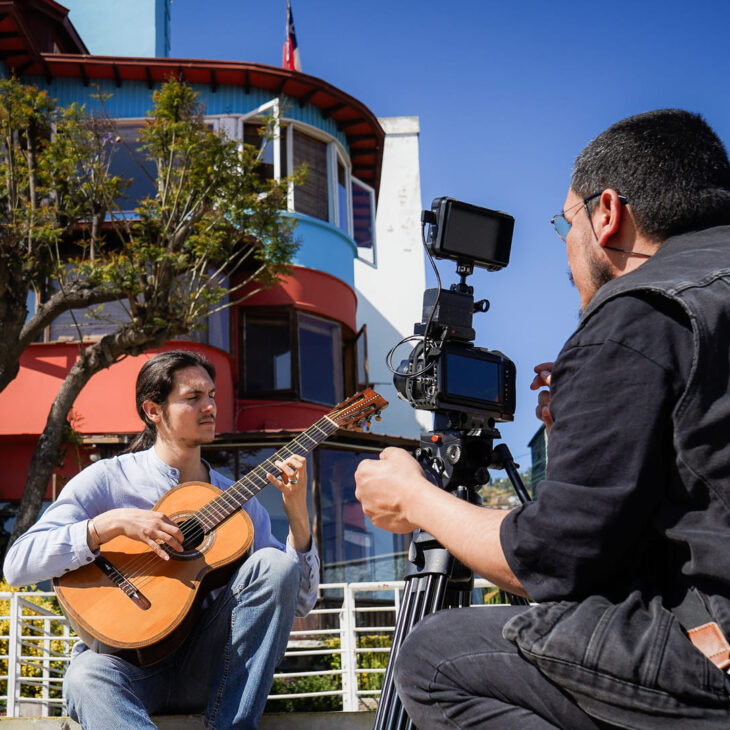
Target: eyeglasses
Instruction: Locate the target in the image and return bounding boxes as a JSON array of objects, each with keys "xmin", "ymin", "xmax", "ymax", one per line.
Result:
[{"xmin": 551, "ymin": 192, "xmax": 627, "ymax": 241}]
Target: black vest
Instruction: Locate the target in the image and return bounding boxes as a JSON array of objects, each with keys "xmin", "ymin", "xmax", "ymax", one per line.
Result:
[{"xmin": 581, "ymin": 225, "xmax": 730, "ymax": 634}]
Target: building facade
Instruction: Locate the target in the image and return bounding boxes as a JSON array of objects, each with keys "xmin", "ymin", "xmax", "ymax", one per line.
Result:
[{"xmin": 0, "ymin": 0, "xmax": 427, "ymax": 588}]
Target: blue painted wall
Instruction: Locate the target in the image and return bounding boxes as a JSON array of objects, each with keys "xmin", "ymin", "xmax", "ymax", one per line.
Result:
[
  {"xmin": 61, "ymin": 0, "xmax": 171, "ymax": 58},
  {"xmin": 286, "ymin": 214, "xmax": 358, "ymax": 286},
  {"xmin": 23, "ymin": 78, "xmax": 349, "ymax": 151},
  {"xmin": 18, "ymin": 74, "xmax": 358, "ymax": 286}
]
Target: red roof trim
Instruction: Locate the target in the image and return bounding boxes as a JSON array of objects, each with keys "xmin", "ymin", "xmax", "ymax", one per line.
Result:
[{"xmin": 29, "ymin": 54, "xmax": 385, "ymax": 194}]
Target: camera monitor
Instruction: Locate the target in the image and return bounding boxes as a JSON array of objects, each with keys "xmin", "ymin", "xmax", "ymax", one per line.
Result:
[{"xmin": 426, "ymin": 197, "xmax": 514, "ymax": 272}]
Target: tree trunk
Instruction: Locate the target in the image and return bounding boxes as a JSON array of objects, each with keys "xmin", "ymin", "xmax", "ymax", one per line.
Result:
[
  {"xmin": 6, "ymin": 325, "xmax": 176, "ymax": 555},
  {"xmin": 9, "ymin": 354, "xmax": 96, "ymax": 546}
]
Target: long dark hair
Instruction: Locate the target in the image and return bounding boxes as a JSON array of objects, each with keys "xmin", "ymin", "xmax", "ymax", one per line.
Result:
[{"xmin": 124, "ymin": 350, "xmax": 216, "ymax": 454}]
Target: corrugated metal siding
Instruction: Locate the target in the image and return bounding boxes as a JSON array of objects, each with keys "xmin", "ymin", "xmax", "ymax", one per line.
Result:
[{"xmin": 23, "ymin": 76, "xmax": 349, "ymax": 149}]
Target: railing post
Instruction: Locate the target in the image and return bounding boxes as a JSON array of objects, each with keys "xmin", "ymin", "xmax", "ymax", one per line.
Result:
[
  {"xmin": 7, "ymin": 593, "xmax": 19, "ymax": 718},
  {"xmin": 42, "ymin": 613, "xmax": 52, "ymax": 715},
  {"xmin": 339, "ymin": 583, "xmax": 359, "ymax": 712}
]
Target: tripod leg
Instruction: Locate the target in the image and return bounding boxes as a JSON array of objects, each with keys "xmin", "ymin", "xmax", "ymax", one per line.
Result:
[{"xmin": 374, "ymin": 573, "xmax": 449, "ymax": 730}]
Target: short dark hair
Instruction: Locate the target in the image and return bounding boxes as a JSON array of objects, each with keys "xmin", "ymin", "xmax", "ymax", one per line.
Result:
[
  {"xmin": 572, "ymin": 109, "xmax": 730, "ymax": 241},
  {"xmin": 124, "ymin": 350, "xmax": 216, "ymax": 453}
]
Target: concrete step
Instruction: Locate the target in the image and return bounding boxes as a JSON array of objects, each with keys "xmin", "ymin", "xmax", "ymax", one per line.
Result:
[{"xmin": 1, "ymin": 712, "xmax": 376, "ymax": 729}]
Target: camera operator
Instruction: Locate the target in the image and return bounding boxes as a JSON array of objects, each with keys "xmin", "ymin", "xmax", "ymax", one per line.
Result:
[{"xmin": 355, "ymin": 109, "xmax": 730, "ymax": 728}]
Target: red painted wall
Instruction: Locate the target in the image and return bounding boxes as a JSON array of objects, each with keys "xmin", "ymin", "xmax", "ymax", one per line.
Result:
[
  {"xmin": 0, "ymin": 266, "xmax": 358, "ymax": 497},
  {"xmin": 0, "ymin": 343, "xmax": 235, "ymax": 437},
  {"xmin": 240, "ymin": 266, "xmax": 357, "ymax": 332}
]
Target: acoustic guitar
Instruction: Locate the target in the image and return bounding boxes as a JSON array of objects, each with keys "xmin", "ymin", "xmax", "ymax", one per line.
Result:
[{"xmin": 53, "ymin": 388, "xmax": 387, "ymax": 666}]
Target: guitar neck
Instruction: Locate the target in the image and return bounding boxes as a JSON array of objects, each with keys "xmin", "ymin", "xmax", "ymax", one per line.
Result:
[{"xmin": 195, "ymin": 414, "xmax": 340, "ymax": 532}]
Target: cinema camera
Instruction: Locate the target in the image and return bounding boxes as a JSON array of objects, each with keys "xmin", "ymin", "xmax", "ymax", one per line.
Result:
[
  {"xmin": 376, "ymin": 197, "xmax": 530, "ymax": 730},
  {"xmin": 391, "ymin": 196, "xmax": 516, "ymax": 428}
]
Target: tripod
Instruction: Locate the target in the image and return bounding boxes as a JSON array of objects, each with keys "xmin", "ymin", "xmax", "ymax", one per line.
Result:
[{"xmin": 373, "ymin": 416, "xmax": 531, "ymax": 730}]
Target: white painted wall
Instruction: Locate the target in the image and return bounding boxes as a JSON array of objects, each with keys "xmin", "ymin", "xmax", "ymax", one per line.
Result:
[{"xmin": 354, "ymin": 116, "xmax": 431, "ymax": 438}]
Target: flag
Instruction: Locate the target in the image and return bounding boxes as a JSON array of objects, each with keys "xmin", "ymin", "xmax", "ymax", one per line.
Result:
[{"xmin": 282, "ymin": 0, "xmax": 301, "ymax": 71}]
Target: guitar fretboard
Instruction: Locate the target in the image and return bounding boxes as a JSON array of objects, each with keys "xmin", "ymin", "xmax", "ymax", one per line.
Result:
[{"xmin": 194, "ymin": 416, "xmax": 339, "ymax": 532}]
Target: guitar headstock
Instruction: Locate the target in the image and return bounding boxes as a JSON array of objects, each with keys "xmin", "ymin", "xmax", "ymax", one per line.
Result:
[{"xmin": 330, "ymin": 388, "xmax": 388, "ymax": 431}]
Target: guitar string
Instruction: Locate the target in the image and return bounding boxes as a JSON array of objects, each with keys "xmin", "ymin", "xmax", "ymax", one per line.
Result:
[
  {"xmin": 115, "ymin": 435, "xmax": 324, "ymax": 588},
  {"xmin": 119, "ymin": 424, "xmax": 333, "ymax": 586},
  {"xmin": 104, "ymin": 401, "xmax": 373, "ymax": 589},
  {"xmin": 115, "ymin": 418, "xmax": 341, "ymax": 588}
]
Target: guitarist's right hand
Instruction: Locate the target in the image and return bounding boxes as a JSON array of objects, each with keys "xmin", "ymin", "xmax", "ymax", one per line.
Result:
[{"xmin": 87, "ymin": 509, "xmax": 185, "ymax": 560}]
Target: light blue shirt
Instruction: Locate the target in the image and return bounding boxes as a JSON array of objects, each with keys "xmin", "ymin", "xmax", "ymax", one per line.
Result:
[{"xmin": 3, "ymin": 447, "xmax": 319, "ymax": 617}]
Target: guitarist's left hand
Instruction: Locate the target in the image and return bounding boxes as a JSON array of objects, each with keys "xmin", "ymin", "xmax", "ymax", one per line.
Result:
[{"xmin": 267, "ymin": 455, "xmax": 311, "ymax": 552}]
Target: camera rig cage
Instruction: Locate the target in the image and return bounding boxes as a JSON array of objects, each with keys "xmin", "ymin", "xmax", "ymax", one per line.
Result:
[{"xmin": 376, "ymin": 197, "xmax": 532, "ymax": 730}]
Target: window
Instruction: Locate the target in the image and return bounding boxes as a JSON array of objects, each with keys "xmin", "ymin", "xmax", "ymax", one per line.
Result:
[
  {"xmin": 241, "ymin": 311, "xmax": 293, "ymax": 394},
  {"xmin": 351, "ymin": 176, "xmax": 376, "ymax": 262},
  {"xmin": 48, "ymin": 295, "xmax": 129, "ymax": 342},
  {"xmin": 356, "ymin": 325, "xmax": 369, "ymax": 390},
  {"xmin": 336, "ymin": 158, "xmax": 349, "ymax": 235},
  {"xmin": 240, "ymin": 106, "xmax": 361, "ymax": 237},
  {"xmin": 239, "ymin": 308, "xmax": 348, "ymax": 406},
  {"xmin": 110, "ymin": 121, "xmax": 157, "ymax": 211},
  {"xmin": 318, "ymin": 449, "xmax": 409, "ymax": 585},
  {"xmin": 292, "ymin": 129, "xmax": 329, "ymax": 221},
  {"xmin": 243, "ymin": 122, "xmax": 275, "ymax": 182},
  {"xmin": 202, "ymin": 446, "xmax": 314, "ymax": 546},
  {"xmin": 298, "ymin": 314, "xmax": 343, "ymax": 405}
]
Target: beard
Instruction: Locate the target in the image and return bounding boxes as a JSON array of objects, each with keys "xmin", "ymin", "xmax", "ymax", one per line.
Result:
[
  {"xmin": 587, "ymin": 244, "xmax": 614, "ymax": 294},
  {"xmin": 568, "ymin": 236, "xmax": 616, "ymax": 316}
]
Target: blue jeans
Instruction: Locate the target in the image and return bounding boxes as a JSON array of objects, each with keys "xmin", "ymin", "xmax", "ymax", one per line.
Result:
[{"xmin": 63, "ymin": 548, "xmax": 300, "ymax": 730}]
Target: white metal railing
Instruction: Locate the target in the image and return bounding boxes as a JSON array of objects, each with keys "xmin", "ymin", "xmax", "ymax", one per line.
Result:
[{"xmin": 1, "ymin": 580, "xmax": 498, "ymax": 717}]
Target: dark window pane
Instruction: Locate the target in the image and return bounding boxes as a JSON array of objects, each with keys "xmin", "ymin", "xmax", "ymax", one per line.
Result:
[
  {"xmin": 49, "ymin": 298, "xmax": 128, "ymax": 341},
  {"xmin": 298, "ymin": 314, "xmax": 342, "ymax": 405},
  {"xmin": 243, "ymin": 313, "xmax": 292, "ymax": 392},
  {"xmin": 281, "ymin": 125, "xmax": 288, "ymax": 177},
  {"xmin": 293, "ymin": 130, "xmax": 328, "ymax": 221},
  {"xmin": 202, "ymin": 448, "xmax": 237, "ymax": 481},
  {"xmin": 337, "ymin": 161, "xmax": 348, "ymax": 234},
  {"xmin": 236, "ymin": 447, "xmax": 313, "ymax": 545},
  {"xmin": 319, "ymin": 449, "xmax": 409, "ymax": 587},
  {"xmin": 110, "ymin": 121, "xmax": 157, "ymax": 210},
  {"xmin": 351, "ymin": 178, "xmax": 374, "ymax": 249},
  {"xmin": 356, "ymin": 325, "xmax": 369, "ymax": 389},
  {"xmin": 243, "ymin": 122, "xmax": 275, "ymax": 181}
]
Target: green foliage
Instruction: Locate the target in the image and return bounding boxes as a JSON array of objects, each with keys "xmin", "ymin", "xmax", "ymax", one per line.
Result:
[
  {"xmin": 480, "ymin": 467, "xmax": 533, "ymax": 506},
  {"xmin": 0, "ymin": 75, "xmax": 298, "ymax": 368},
  {"xmin": 2, "ymin": 76, "xmax": 301, "ymax": 541},
  {"xmin": 265, "ymin": 634, "xmax": 391, "ymax": 713}
]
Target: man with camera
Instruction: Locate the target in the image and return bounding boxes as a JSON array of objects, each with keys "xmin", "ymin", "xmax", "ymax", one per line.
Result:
[{"xmin": 355, "ymin": 109, "xmax": 730, "ymax": 728}]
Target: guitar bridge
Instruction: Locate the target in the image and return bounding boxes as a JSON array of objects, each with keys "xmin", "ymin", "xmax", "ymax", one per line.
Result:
[{"xmin": 94, "ymin": 556, "xmax": 151, "ymax": 611}]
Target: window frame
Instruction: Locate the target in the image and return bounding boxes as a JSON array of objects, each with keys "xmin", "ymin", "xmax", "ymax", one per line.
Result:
[
  {"xmin": 238, "ymin": 305, "xmax": 356, "ymax": 406},
  {"xmin": 350, "ymin": 175, "xmax": 377, "ymax": 265}
]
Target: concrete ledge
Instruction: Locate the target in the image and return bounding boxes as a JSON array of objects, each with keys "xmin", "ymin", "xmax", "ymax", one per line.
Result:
[{"xmin": 0, "ymin": 712, "xmax": 376, "ymax": 729}]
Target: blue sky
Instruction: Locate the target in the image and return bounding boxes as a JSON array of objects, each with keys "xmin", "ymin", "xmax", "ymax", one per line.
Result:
[{"xmin": 171, "ymin": 0, "xmax": 730, "ymax": 464}]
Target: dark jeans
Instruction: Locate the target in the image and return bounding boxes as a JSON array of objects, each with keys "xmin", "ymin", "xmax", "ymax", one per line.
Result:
[{"xmin": 393, "ymin": 605, "xmax": 615, "ymax": 729}]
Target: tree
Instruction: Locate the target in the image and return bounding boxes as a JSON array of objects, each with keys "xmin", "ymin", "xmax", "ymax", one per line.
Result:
[
  {"xmin": 0, "ymin": 79, "xmax": 125, "ymax": 395},
  {"xmin": 4, "ymin": 78, "xmax": 299, "ymax": 547}
]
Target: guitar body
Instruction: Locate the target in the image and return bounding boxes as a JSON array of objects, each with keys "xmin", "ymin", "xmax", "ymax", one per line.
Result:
[
  {"xmin": 54, "ymin": 481, "xmax": 254, "ymax": 665},
  {"xmin": 52, "ymin": 387, "xmax": 388, "ymax": 667}
]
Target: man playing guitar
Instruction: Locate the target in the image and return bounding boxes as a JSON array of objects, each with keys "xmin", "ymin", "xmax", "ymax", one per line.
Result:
[{"xmin": 3, "ymin": 350, "xmax": 319, "ymax": 729}]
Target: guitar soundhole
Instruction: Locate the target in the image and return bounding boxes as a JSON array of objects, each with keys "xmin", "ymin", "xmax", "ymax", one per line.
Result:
[{"xmin": 178, "ymin": 517, "xmax": 205, "ymax": 551}]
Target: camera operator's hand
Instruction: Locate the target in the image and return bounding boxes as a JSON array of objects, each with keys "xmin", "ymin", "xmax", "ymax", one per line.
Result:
[
  {"xmin": 355, "ymin": 447, "xmax": 425, "ymax": 534},
  {"xmin": 530, "ymin": 361, "xmax": 554, "ymax": 435},
  {"xmin": 355, "ymin": 446, "xmax": 528, "ymax": 597}
]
